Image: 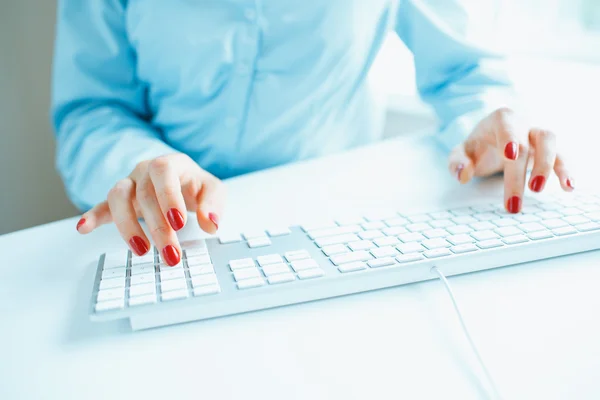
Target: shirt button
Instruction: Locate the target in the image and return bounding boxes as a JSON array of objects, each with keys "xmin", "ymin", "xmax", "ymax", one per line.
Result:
[
  {"xmin": 244, "ymin": 9, "xmax": 256, "ymax": 21},
  {"xmin": 225, "ymin": 116, "xmax": 239, "ymax": 127}
]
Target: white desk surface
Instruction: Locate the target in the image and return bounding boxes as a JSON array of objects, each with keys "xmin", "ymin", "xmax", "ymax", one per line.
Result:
[{"xmin": 2, "ymin": 135, "xmax": 600, "ymax": 400}]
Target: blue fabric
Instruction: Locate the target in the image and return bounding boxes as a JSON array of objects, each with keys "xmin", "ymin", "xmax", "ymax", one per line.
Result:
[{"xmin": 51, "ymin": 0, "xmax": 515, "ymax": 210}]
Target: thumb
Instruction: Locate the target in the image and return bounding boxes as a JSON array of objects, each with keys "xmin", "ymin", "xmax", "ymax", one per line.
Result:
[
  {"xmin": 195, "ymin": 177, "xmax": 226, "ymax": 235},
  {"xmin": 448, "ymin": 142, "xmax": 476, "ymax": 184}
]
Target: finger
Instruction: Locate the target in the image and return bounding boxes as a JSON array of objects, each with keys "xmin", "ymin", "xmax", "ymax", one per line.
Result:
[
  {"xmin": 527, "ymin": 129, "xmax": 556, "ymax": 193},
  {"xmin": 448, "ymin": 143, "xmax": 475, "ymax": 184},
  {"xmin": 136, "ymin": 176, "xmax": 182, "ymax": 266},
  {"xmin": 148, "ymin": 156, "xmax": 187, "ymax": 232},
  {"xmin": 553, "ymin": 154, "xmax": 575, "ymax": 192},
  {"xmin": 489, "ymin": 108, "xmax": 527, "ymax": 162},
  {"xmin": 107, "ymin": 178, "xmax": 151, "ymax": 257},
  {"xmin": 195, "ymin": 176, "xmax": 226, "ymax": 234},
  {"xmin": 76, "ymin": 201, "xmax": 112, "ymax": 234},
  {"xmin": 504, "ymin": 140, "xmax": 529, "ymax": 213}
]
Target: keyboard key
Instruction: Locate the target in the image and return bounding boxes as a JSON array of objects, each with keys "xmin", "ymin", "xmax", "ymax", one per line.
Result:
[
  {"xmin": 130, "ymin": 264, "xmax": 155, "ymax": 275},
  {"xmin": 518, "ymin": 222, "xmax": 546, "ymax": 233},
  {"xmin": 382, "ymin": 226, "xmax": 409, "ymax": 236},
  {"xmin": 563, "ymin": 215, "xmax": 590, "ymax": 225},
  {"xmin": 422, "ymin": 238, "xmax": 451, "ymax": 249},
  {"xmin": 585, "ymin": 212, "xmax": 600, "ymax": 221},
  {"xmin": 243, "ymin": 230, "xmax": 266, "ymax": 240},
  {"xmin": 268, "ymin": 273, "xmax": 296, "ymax": 284},
  {"xmin": 370, "ymin": 246, "xmax": 397, "ymax": 258},
  {"xmin": 580, "ymin": 204, "xmax": 600, "ymax": 212},
  {"xmin": 186, "ymin": 254, "xmax": 211, "ymax": 266},
  {"xmin": 358, "ymin": 230, "xmax": 385, "ymax": 240},
  {"xmin": 429, "ymin": 211, "xmax": 453, "ymax": 220},
  {"xmin": 322, "ymin": 244, "xmax": 349, "ymax": 256},
  {"xmin": 396, "ymin": 242, "xmax": 425, "ymax": 254},
  {"xmin": 407, "ymin": 214, "xmax": 431, "ymax": 223},
  {"xmin": 181, "ymin": 239, "xmax": 207, "ymax": 252},
  {"xmin": 470, "ymin": 221, "xmax": 496, "ymax": 231},
  {"xmin": 129, "ymin": 283, "xmax": 156, "ymax": 297},
  {"xmin": 160, "ymin": 269, "xmax": 185, "ymax": 281},
  {"xmin": 101, "ymin": 269, "xmax": 126, "ymax": 280},
  {"xmin": 470, "ymin": 204, "xmax": 495, "ymax": 213},
  {"xmin": 560, "ymin": 207, "xmax": 583, "ymax": 216},
  {"xmin": 284, "ymin": 250, "xmax": 311, "ymax": 262},
  {"xmin": 446, "ymin": 225, "xmax": 473, "ymax": 234},
  {"xmin": 103, "ymin": 250, "xmax": 129, "ymax": 269},
  {"xmin": 541, "ymin": 218, "xmax": 568, "ymax": 229},
  {"xmin": 398, "ymin": 232, "xmax": 426, "ymax": 243},
  {"xmin": 336, "ymin": 216, "xmax": 365, "ymax": 226},
  {"xmin": 160, "ymin": 279, "xmax": 188, "ymax": 292},
  {"xmin": 471, "ymin": 230, "xmax": 499, "ymax": 241},
  {"xmin": 297, "ymin": 268, "xmax": 325, "ymax": 280},
  {"xmin": 430, "ymin": 219, "xmax": 455, "ymax": 228},
  {"xmin": 257, "ymin": 254, "xmax": 284, "ymax": 266},
  {"xmin": 520, "ymin": 205, "xmax": 543, "ymax": 214},
  {"xmin": 229, "ymin": 258, "xmax": 255, "ymax": 270},
  {"xmin": 447, "ymin": 234, "xmax": 474, "ymax": 245},
  {"xmin": 130, "ymin": 273, "xmax": 156, "ymax": 286},
  {"xmin": 473, "ymin": 213, "xmax": 497, "ymax": 221},
  {"xmin": 553, "ymin": 226, "xmax": 577, "ymax": 236},
  {"xmin": 159, "ymin": 263, "xmax": 184, "ymax": 272},
  {"xmin": 514, "ymin": 214, "xmax": 541, "ymax": 223},
  {"xmin": 384, "ymin": 217, "xmax": 409, "ymax": 227},
  {"xmin": 130, "ymin": 252, "xmax": 155, "ymax": 266},
  {"xmin": 495, "ymin": 226, "xmax": 522, "ymax": 237},
  {"xmin": 452, "ymin": 216, "xmax": 478, "ymax": 225},
  {"xmin": 191, "ymin": 274, "xmax": 219, "ymax": 287},
  {"xmin": 233, "ymin": 268, "xmax": 261, "ymax": 282},
  {"xmin": 368, "ymin": 257, "xmax": 396, "ymax": 268},
  {"xmin": 247, "ymin": 236, "xmax": 272, "ymax": 248},
  {"xmin": 361, "ymin": 221, "xmax": 386, "ymax": 230},
  {"xmin": 219, "ymin": 233, "xmax": 243, "ymax": 244},
  {"xmin": 364, "ymin": 210, "xmax": 398, "ymax": 222},
  {"xmin": 539, "ymin": 202, "xmax": 562, "ymax": 211},
  {"xmin": 396, "ymin": 253, "xmax": 424, "ymax": 263},
  {"xmin": 477, "ymin": 239, "xmax": 504, "ymax": 249},
  {"xmin": 290, "ymin": 259, "xmax": 320, "ymax": 271},
  {"xmin": 99, "ymin": 277, "xmax": 125, "ymax": 290},
  {"xmin": 406, "ymin": 223, "xmax": 432, "ymax": 232},
  {"xmin": 450, "ymin": 244, "xmax": 478, "ymax": 254},
  {"xmin": 189, "ymin": 264, "xmax": 215, "ymax": 276},
  {"xmin": 450, "ymin": 207, "xmax": 474, "ymax": 216},
  {"xmin": 308, "ymin": 225, "xmax": 362, "ymax": 239},
  {"xmin": 528, "ymin": 230, "xmax": 553, "ymax": 240},
  {"xmin": 301, "ymin": 222, "xmax": 337, "ymax": 232},
  {"xmin": 185, "ymin": 247, "xmax": 209, "ymax": 258},
  {"xmin": 162, "ymin": 289, "xmax": 189, "ymax": 301},
  {"xmin": 490, "ymin": 218, "xmax": 518, "ymax": 227},
  {"xmin": 237, "ymin": 277, "xmax": 266, "ymax": 289},
  {"xmin": 129, "ymin": 294, "xmax": 157, "ymax": 306},
  {"xmin": 97, "ymin": 288, "xmax": 125, "ymax": 302},
  {"xmin": 314, "ymin": 234, "xmax": 359, "ymax": 247},
  {"xmin": 577, "ymin": 222, "xmax": 600, "ymax": 232},
  {"xmin": 423, "ymin": 229, "xmax": 449, "ymax": 239},
  {"xmin": 267, "ymin": 227, "xmax": 292, "ymax": 237},
  {"xmin": 95, "ymin": 299, "xmax": 124, "ymax": 312},
  {"xmin": 262, "ymin": 263, "xmax": 291, "ymax": 276},
  {"xmin": 348, "ymin": 240, "xmax": 376, "ymax": 251},
  {"xmin": 374, "ymin": 236, "xmax": 400, "ymax": 247},
  {"xmin": 537, "ymin": 211, "xmax": 562, "ymax": 219},
  {"xmin": 193, "ymin": 284, "xmax": 221, "ymax": 296},
  {"xmin": 338, "ymin": 261, "xmax": 367, "ymax": 273},
  {"xmin": 330, "ymin": 251, "xmax": 372, "ymax": 265},
  {"xmin": 424, "ymin": 248, "xmax": 451, "ymax": 258},
  {"xmin": 502, "ymin": 234, "xmax": 529, "ymax": 245}
]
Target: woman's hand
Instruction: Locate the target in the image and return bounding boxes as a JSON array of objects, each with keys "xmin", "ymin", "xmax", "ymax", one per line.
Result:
[
  {"xmin": 75, "ymin": 153, "xmax": 226, "ymax": 266},
  {"xmin": 448, "ymin": 108, "xmax": 574, "ymax": 213}
]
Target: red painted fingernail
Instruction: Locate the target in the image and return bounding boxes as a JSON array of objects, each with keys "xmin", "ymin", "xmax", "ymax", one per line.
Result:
[
  {"xmin": 129, "ymin": 236, "xmax": 149, "ymax": 256},
  {"xmin": 456, "ymin": 164, "xmax": 464, "ymax": 182},
  {"xmin": 566, "ymin": 178, "xmax": 575, "ymax": 190},
  {"xmin": 530, "ymin": 175, "xmax": 546, "ymax": 193},
  {"xmin": 162, "ymin": 245, "xmax": 181, "ymax": 266},
  {"xmin": 167, "ymin": 208, "xmax": 185, "ymax": 231},
  {"xmin": 507, "ymin": 196, "xmax": 522, "ymax": 214},
  {"xmin": 76, "ymin": 218, "xmax": 86, "ymax": 231},
  {"xmin": 504, "ymin": 142, "xmax": 518, "ymax": 160},
  {"xmin": 208, "ymin": 212, "xmax": 219, "ymax": 230}
]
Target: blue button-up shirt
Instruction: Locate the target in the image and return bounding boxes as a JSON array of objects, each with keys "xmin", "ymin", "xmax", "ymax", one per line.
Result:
[{"xmin": 52, "ymin": 0, "xmax": 514, "ymax": 210}]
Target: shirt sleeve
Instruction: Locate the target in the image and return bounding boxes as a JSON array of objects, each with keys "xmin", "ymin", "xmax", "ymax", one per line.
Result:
[
  {"xmin": 395, "ymin": 0, "xmax": 521, "ymax": 152},
  {"xmin": 51, "ymin": 0, "xmax": 177, "ymax": 211}
]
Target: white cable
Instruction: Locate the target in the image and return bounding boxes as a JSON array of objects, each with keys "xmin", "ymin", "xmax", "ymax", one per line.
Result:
[{"xmin": 431, "ymin": 266, "xmax": 501, "ymax": 400}]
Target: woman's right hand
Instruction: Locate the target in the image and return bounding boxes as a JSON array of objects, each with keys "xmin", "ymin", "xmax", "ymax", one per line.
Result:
[{"xmin": 75, "ymin": 153, "xmax": 226, "ymax": 266}]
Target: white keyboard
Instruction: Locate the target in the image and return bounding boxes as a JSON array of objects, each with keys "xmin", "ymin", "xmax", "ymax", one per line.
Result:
[{"xmin": 89, "ymin": 193, "xmax": 600, "ymax": 330}]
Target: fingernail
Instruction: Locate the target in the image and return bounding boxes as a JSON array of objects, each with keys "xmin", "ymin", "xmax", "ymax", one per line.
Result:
[
  {"xmin": 504, "ymin": 142, "xmax": 518, "ymax": 160},
  {"xmin": 456, "ymin": 164, "xmax": 464, "ymax": 182},
  {"xmin": 76, "ymin": 218, "xmax": 86, "ymax": 231},
  {"xmin": 162, "ymin": 245, "xmax": 181, "ymax": 266},
  {"xmin": 567, "ymin": 178, "xmax": 575, "ymax": 190},
  {"xmin": 129, "ymin": 236, "xmax": 149, "ymax": 256},
  {"xmin": 507, "ymin": 196, "xmax": 522, "ymax": 214},
  {"xmin": 530, "ymin": 175, "xmax": 546, "ymax": 193},
  {"xmin": 208, "ymin": 212, "xmax": 219, "ymax": 230},
  {"xmin": 167, "ymin": 208, "xmax": 185, "ymax": 231}
]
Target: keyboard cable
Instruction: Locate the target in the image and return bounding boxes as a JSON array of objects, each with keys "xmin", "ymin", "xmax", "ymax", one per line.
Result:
[{"xmin": 430, "ymin": 266, "xmax": 501, "ymax": 400}]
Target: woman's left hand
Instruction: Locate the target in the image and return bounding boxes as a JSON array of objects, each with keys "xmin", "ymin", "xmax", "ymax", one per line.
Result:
[{"xmin": 448, "ymin": 107, "xmax": 574, "ymax": 213}]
